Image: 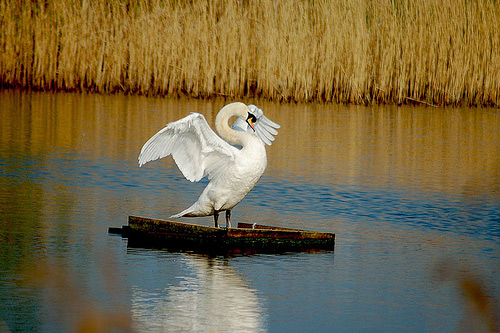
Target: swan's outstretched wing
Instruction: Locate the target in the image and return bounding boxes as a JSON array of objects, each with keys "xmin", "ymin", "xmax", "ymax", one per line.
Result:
[
  {"xmin": 138, "ymin": 113, "xmax": 236, "ymax": 182},
  {"xmin": 232, "ymin": 104, "xmax": 280, "ymax": 145}
]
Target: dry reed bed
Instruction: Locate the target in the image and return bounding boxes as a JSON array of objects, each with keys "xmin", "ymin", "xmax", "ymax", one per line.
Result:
[{"xmin": 1, "ymin": 0, "xmax": 499, "ymax": 106}]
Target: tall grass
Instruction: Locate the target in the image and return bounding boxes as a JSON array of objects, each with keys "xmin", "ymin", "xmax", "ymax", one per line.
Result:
[{"xmin": 1, "ymin": 0, "xmax": 499, "ymax": 106}]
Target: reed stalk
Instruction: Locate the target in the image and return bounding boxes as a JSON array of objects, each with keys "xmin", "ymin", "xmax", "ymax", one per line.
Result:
[{"xmin": 0, "ymin": 0, "xmax": 499, "ymax": 106}]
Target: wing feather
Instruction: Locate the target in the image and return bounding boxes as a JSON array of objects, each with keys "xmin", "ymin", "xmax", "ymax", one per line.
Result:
[{"xmin": 138, "ymin": 113, "xmax": 236, "ymax": 182}]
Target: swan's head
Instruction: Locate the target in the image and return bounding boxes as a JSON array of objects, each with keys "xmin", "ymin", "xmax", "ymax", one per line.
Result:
[
  {"xmin": 246, "ymin": 112, "xmax": 256, "ymax": 132},
  {"xmin": 219, "ymin": 102, "xmax": 257, "ymax": 132},
  {"xmin": 231, "ymin": 103, "xmax": 280, "ymax": 146}
]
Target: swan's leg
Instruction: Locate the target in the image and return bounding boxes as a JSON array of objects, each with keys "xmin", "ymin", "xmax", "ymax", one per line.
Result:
[
  {"xmin": 226, "ymin": 210, "xmax": 231, "ymax": 228},
  {"xmin": 214, "ymin": 210, "xmax": 220, "ymax": 228}
]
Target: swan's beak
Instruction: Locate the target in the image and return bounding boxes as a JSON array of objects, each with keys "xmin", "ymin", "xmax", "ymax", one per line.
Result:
[{"xmin": 246, "ymin": 113, "xmax": 256, "ymax": 132}]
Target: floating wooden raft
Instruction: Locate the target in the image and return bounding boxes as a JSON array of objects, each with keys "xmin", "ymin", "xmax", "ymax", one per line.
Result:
[{"xmin": 109, "ymin": 216, "xmax": 335, "ymax": 254}]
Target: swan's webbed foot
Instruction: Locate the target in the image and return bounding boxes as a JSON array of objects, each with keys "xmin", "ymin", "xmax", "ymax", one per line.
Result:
[
  {"xmin": 214, "ymin": 210, "xmax": 219, "ymax": 228},
  {"xmin": 226, "ymin": 210, "xmax": 231, "ymax": 229}
]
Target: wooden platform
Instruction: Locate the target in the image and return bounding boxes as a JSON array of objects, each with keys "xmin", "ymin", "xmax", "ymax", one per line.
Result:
[{"xmin": 109, "ymin": 216, "xmax": 335, "ymax": 255}]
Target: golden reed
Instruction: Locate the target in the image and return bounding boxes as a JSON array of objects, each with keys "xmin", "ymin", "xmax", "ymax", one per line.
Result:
[{"xmin": 1, "ymin": 0, "xmax": 499, "ymax": 106}]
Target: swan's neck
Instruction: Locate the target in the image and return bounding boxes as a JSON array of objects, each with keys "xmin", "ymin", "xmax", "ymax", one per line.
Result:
[{"xmin": 215, "ymin": 106, "xmax": 250, "ymax": 146}]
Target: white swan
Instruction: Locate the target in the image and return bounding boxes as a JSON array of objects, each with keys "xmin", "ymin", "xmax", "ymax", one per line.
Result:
[{"xmin": 138, "ymin": 102, "xmax": 280, "ymax": 228}]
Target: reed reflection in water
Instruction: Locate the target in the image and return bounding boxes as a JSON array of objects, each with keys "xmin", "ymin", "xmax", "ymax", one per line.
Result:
[{"xmin": 0, "ymin": 90, "xmax": 499, "ymax": 331}]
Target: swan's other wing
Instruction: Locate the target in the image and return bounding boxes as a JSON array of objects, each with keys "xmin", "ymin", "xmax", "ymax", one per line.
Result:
[
  {"xmin": 232, "ymin": 104, "xmax": 280, "ymax": 145},
  {"xmin": 138, "ymin": 113, "xmax": 237, "ymax": 182}
]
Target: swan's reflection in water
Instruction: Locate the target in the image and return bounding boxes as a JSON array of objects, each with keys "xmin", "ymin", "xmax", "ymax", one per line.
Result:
[{"xmin": 131, "ymin": 254, "xmax": 267, "ymax": 332}]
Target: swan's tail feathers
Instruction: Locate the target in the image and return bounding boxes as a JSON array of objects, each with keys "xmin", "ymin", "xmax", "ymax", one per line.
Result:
[
  {"xmin": 170, "ymin": 202, "xmax": 209, "ymax": 219},
  {"xmin": 170, "ymin": 207, "xmax": 196, "ymax": 219},
  {"xmin": 170, "ymin": 210, "xmax": 187, "ymax": 219}
]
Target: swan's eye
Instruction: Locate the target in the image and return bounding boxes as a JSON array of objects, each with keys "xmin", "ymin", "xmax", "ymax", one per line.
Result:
[{"xmin": 247, "ymin": 113, "xmax": 257, "ymax": 123}]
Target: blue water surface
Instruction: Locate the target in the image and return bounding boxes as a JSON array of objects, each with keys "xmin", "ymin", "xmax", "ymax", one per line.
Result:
[{"xmin": 0, "ymin": 90, "xmax": 499, "ymax": 332}]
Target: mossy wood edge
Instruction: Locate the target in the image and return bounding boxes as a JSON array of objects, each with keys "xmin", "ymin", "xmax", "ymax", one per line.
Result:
[{"xmin": 109, "ymin": 216, "xmax": 335, "ymax": 254}]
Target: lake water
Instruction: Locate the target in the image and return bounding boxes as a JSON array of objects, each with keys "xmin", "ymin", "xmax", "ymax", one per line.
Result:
[{"xmin": 0, "ymin": 90, "xmax": 499, "ymax": 332}]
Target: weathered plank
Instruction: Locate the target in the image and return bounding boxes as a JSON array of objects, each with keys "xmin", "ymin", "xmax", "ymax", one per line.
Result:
[{"xmin": 109, "ymin": 216, "xmax": 335, "ymax": 255}]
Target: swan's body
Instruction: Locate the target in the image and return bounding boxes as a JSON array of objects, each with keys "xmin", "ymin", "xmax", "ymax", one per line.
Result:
[{"xmin": 138, "ymin": 102, "xmax": 279, "ymax": 228}]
